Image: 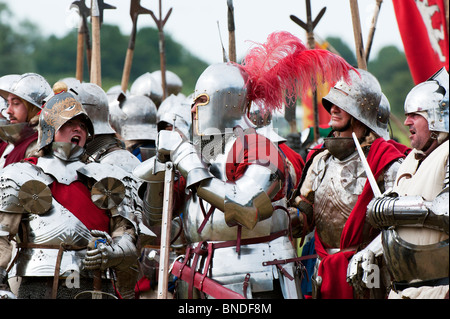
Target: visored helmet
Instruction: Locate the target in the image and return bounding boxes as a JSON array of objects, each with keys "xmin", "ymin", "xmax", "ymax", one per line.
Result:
[
  {"xmin": 0, "ymin": 73, "xmax": 52, "ymax": 109},
  {"xmin": 193, "ymin": 63, "xmax": 250, "ymax": 136},
  {"xmin": 322, "ymin": 69, "xmax": 389, "ymax": 139},
  {"xmin": 157, "ymin": 93, "xmax": 191, "ymax": 139},
  {"xmin": 404, "ymin": 67, "xmax": 449, "ymax": 133},
  {"xmin": 38, "ymin": 91, "xmax": 94, "ymax": 150},
  {"xmin": 75, "ymin": 82, "xmax": 116, "ymax": 135}
]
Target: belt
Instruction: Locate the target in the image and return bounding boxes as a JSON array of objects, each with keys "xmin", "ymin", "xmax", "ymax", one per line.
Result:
[{"xmin": 393, "ymin": 277, "xmax": 449, "ymax": 292}]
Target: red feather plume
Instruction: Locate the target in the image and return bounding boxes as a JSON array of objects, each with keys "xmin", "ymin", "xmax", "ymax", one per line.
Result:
[{"xmin": 239, "ymin": 31, "xmax": 357, "ymax": 113}]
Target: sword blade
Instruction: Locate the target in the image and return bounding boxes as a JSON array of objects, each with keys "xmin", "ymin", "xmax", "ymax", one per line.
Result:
[{"xmin": 352, "ymin": 132, "xmax": 382, "ymax": 198}]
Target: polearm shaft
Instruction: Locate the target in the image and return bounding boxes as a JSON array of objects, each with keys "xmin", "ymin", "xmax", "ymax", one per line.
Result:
[
  {"xmin": 157, "ymin": 162, "xmax": 174, "ymax": 299},
  {"xmin": 352, "ymin": 133, "xmax": 382, "ymax": 197},
  {"xmin": 149, "ymin": 0, "xmax": 172, "ymax": 101},
  {"xmin": 227, "ymin": 0, "xmax": 236, "ymax": 63},
  {"xmin": 290, "ymin": 1, "xmax": 326, "ymax": 140},
  {"xmin": 121, "ymin": 0, "xmax": 153, "ymax": 93},
  {"xmin": 349, "ymin": 0, "xmax": 367, "ymax": 70},
  {"xmin": 90, "ymin": 0, "xmax": 102, "ymax": 86},
  {"xmin": 365, "ymin": 0, "xmax": 383, "ymax": 62}
]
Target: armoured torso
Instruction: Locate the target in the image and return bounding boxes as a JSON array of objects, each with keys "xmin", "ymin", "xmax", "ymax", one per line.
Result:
[
  {"xmin": 10, "ymin": 199, "xmax": 93, "ymax": 278},
  {"xmin": 0, "ymin": 159, "xmax": 94, "ymax": 278},
  {"xmin": 184, "ymin": 132, "xmax": 289, "ymax": 243},
  {"xmin": 305, "ymin": 147, "xmax": 399, "ymax": 248},
  {"xmin": 309, "ymin": 150, "xmax": 366, "ymax": 247},
  {"xmin": 383, "ymin": 141, "xmax": 449, "ymax": 282}
]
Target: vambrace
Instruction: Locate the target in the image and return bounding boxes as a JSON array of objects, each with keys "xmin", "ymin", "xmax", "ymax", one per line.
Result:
[
  {"xmin": 367, "ymin": 188, "xmax": 449, "ymax": 234},
  {"xmin": 223, "ymin": 164, "xmax": 280, "ymax": 230}
]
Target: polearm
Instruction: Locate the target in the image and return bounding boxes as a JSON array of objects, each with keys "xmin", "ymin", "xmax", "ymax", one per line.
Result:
[
  {"xmin": 290, "ymin": 0, "xmax": 326, "ymax": 140},
  {"xmin": 227, "ymin": 0, "xmax": 236, "ymax": 63},
  {"xmin": 120, "ymin": 0, "xmax": 153, "ymax": 93},
  {"xmin": 157, "ymin": 162, "xmax": 174, "ymax": 299},
  {"xmin": 365, "ymin": 0, "xmax": 383, "ymax": 63},
  {"xmin": 71, "ymin": 0, "xmax": 91, "ymax": 82},
  {"xmin": 89, "ymin": 0, "xmax": 115, "ymax": 87},
  {"xmin": 148, "ymin": 0, "xmax": 172, "ymax": 101},
  {"xmin": 349, "ymin": 0, "xmax": 367, "ymax": 70}
]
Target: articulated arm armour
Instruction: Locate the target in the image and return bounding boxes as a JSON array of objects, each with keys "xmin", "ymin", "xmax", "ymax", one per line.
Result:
[
  {"xmin": 367, "ymin": 188, "xmax": 449, "ymax": 234},
  {"xmin": 155, "ymin": 130, "xmax": 283, "ymax": 230}
]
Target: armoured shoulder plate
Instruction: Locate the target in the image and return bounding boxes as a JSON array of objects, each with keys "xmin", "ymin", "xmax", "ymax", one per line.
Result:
[
  {"xmin": 0, "ymin": 161, "xmax": 53, "ymax": 214},
  {"xmin": 77, "ymin": 162, "xmax": 140, "ymax": 232}
]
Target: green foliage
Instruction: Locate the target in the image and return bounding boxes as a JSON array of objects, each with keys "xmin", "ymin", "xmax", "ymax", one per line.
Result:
[{"xmin": 0, "ymin": 2, "xmax": 207, "ymax": 94}]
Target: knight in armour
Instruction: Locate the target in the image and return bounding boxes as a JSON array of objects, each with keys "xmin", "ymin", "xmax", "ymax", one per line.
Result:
[
  {"xmin": 0, "ymin": 89, "xmax": 139, "ymax": 299},
  {"xmin": 134, "ymin": 31, "xmax": 355, "ymax": 299},
  {"xmin": 353, "ymin": 67, "xmax": 449, "ymax": 299},
  {"xmin": 288, "ymin": 68, "xmax": 406, "ymax": 298}
]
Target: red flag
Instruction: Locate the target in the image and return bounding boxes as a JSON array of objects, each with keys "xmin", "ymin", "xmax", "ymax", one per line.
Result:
[
  {"xmin": 393, "ymin": 0, "xmax": 449, "ymax": 84},
  {"xmin": 302, "ymin": 40, "xmax": 332, "ymax": 129}
]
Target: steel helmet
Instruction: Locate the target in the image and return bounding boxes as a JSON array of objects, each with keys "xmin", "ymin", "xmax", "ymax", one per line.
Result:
[
  {"xmin": 130, "ymin": 72, "xmax": 163, "ymax": 107},
  {"xmin": 38, "ymin": 91, "xmax": 94, "ymax": 150},
  {"xmin": 322, "ymin": 68, "xmax": 389, "ymax": 139},
  {"xmin": 110, "ymin": 94, "xmax": 157, "ymax": 141},
  {"xmin": 404, "ymin": 67, "xmax": 449, "ymax": 133},
  {"xmin": 157, "ymin": 93, "xmax": 191, "ymax": 139},
  {"xmin": 0, "ymin": 73, "xmax": 52, "ymax": 109},
  {"xmin": 75, "ymin": 82, "xmax": 116, "ymax": 135},
  {"xmin": 193, "ymin": 63, "xmax": 251, "ymax": 136},
  {"xmin": 151, "ymin": 70, "xmax": 183, "ymax": 96}
]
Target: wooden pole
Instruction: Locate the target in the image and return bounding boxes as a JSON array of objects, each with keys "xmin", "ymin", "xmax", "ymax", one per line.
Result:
[
  {"xmin": 290, "ymin": 1, "xmax": 326, "ymax": 141},
  {"xmin": 349, "ymin": 0, "xmax": 367, "ymax": 70},
  {"xmin": 365, "ymin": 0, "xmax": 383, "ymax": 63},
  {"xmin": 90, "ymin": 0, "xmax": 102, "ymax": 86},
  {"xmin": 227, "ymin": 0, "xmax": 236, "ymax": 62},
  {"xmin": 157, "ymin": 162, "xmax": 174, "ymax": 299}
]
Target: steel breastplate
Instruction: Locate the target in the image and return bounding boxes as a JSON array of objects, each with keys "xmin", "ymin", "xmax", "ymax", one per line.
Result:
[
  {"xmin": 382, "ymin": 228, "xmax": 449, "ymax": 283},
  {"xmin": 312, "ymin": 151, "xmax": 367, "ymax": 248},
  {"xmin": 184, "ymin": 135, "xmax": 289, "ymax": 242},
  {"xmin": 10, "ymin": 199, "xmax": 93, "ymax": 278}
]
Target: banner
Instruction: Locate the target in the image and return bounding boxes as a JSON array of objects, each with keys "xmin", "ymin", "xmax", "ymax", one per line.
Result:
[
  {"xmin": 302, "ymin": 40, "xmax": 332, "ymax": 130},
  {"xmin": 393, "ymin": 0, "xmax": 449, "ymax": 84}
]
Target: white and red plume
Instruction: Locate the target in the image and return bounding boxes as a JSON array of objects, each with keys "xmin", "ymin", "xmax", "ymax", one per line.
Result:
[{"xmin": 238, "ymin": 31, "xmax": 356, "ymax": 113}]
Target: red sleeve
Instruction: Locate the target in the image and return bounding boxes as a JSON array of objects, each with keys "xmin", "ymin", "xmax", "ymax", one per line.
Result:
[{"xmin": 279, "ymin": 142, "xmax": 305, "ymax": 188}]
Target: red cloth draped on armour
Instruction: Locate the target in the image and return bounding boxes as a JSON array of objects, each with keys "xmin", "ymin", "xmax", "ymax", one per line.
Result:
[
  {"xmin": 23, "ymin": 156, "xmax": 110, "ymax": 232},
  {"xmin": 50, "ymin": 181, "xmax": 110, "ymax": 232},
  {"xmin": 314, "ymin": 137, "xmax": 405, "ymax": 299},
  {"xmin": 226, "ymin": 131, "xmax": 287, "ymax": 201},
  {"xmin": 3, "ymin": 131, "xmax": 37, "ymax": 167}
]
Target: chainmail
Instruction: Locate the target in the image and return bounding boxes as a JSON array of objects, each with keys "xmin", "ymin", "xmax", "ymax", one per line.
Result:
[
  {"xmin": 194, "ymin": 133, "xmax": 232, "ymax": 163},
  {"xmin": 18, "ymin": 277, "xmax": 116, "ymax": 299}
]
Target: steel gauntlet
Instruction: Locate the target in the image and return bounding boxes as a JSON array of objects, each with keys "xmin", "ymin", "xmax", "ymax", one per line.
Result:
[
  {"xmin": 84, "ymin": 230, "xmax": 138, "ymax": 271},
  {"xmin": 367, "ymin": 188, "xmax": 449, "ymax": 234}
]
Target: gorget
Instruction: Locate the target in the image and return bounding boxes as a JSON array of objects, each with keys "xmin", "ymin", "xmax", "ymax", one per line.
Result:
[
  {"xmin": 37, "ymin": 154, "xmax": 85, "ymax": 185},
  {"xmin": 311, "ymin": 151, "xmax": 367, "ymax": 248}
]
